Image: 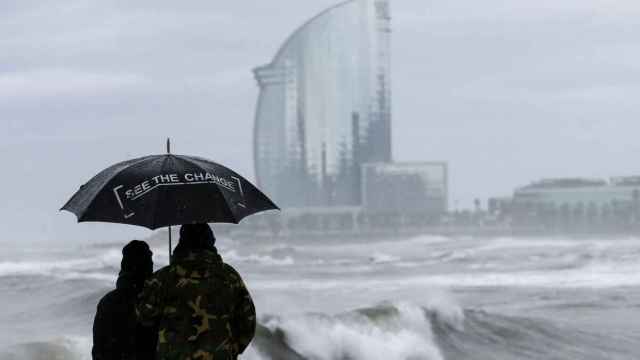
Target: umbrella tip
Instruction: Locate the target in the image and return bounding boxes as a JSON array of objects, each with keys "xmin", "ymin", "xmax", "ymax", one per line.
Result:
[{"xmin": 166, "ymin": 138, "xmax": 171, "ymax": 154}]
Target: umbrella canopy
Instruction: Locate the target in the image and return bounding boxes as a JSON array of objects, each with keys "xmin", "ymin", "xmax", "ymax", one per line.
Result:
[{"xmin": 61, "ymin": 154, "xmax": 278, "ymax": 229}]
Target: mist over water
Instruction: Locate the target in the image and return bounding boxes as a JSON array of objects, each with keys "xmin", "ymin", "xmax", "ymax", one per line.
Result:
[
  {"xmin": 3, "ymin": 0, "xmax": 640, "ymax": 359},
  {"xmin": 2, "ymin": 234, "xmax": 639, "ymax": 359}
]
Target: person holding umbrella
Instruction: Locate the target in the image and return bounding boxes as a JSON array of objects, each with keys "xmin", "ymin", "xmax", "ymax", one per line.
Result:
[
  {"xmin": 61, "ymin": 142, "xmax": 277, "ymax": 358},
  {"xmin": 136, "ymin": 223, "xmax": 256, "ymax": 359}
]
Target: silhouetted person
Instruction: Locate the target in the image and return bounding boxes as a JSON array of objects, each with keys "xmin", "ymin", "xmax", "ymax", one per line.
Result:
[
  {"xmin": 92, "ymin": 240, "xmax": 157, "ymax": 360},
  {"xmin": 137, "ymin": 223, "xmax": 256, "ymax": 359}
]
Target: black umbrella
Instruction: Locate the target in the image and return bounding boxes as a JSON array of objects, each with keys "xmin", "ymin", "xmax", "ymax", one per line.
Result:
[{"xmin": 62, "ymin": 140, "xmax": 278, "ymax": 255}]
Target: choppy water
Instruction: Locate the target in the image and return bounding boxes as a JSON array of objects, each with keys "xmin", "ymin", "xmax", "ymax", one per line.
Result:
[{"xmin": 1, "ymin": 234, "xmax": 640, "ymax": 359}]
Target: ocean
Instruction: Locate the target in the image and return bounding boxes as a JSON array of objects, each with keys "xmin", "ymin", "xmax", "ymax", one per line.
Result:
[{"xmin": 1, "ymin": 234, "xmax": 639, "ymax": 359}]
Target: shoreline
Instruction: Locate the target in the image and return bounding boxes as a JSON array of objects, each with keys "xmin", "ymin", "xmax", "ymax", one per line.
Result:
[{"xmin": 223, "ymin": 225, "xmax": 640, "ymax": 241}]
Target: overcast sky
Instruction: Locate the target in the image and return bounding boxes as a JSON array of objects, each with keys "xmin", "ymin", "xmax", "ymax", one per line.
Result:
[{"xmin": 2, "ymin": 0, "xmax": 640, "ymax": 243}]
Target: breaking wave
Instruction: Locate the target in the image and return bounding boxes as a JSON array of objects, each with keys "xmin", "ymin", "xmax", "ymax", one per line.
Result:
[
  {"xmin": 4, "ymin": 236, "xmax": 640, "ymax": 359},
  {"xmin": 249, "ymin": 302, "xmax": 638, "ymax": 360},
  {"xmin": 0, "ymin": 250, "xmax": 121, "ymax": 282},
  {"xmin": 0, "ymin": 337, "xmax": 90, "ymax": 360},
  {"xmin": 222, "ymin": 249, "xmax": 295, "ymax": 266},
  {"xmin": 2, "ymin": 298, "xmax": 639, "ymax": 360}
]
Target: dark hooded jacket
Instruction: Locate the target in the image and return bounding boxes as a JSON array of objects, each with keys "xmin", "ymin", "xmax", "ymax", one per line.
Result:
[
  {"xmin": 136, "ymin": 224, "xmax": 256, "ymax": 360},
  {"xmin": 92, "ymin": 241, "xmax": 157, "ymax": 360}
]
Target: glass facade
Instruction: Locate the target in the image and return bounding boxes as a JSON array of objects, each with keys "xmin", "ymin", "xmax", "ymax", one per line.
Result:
[{"xmin": 253, "ymin": 0, "xmax": 392, "ymax": 208}]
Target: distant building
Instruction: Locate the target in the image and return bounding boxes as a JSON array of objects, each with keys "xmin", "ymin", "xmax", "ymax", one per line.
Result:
[
  {"xmin": 509, "ymin": 176, "xmax": 640, "ymax": 232},
  {"xmin": 513, "ymin": 178, "xmax": 639, "ymax": 207},
  {"xmin": 253, "ymin": 0, "xmax": 392, "ymax": 208},
  {"xmin": 362, "ymin": 162, "xmax": 448, "ymax": 215}
]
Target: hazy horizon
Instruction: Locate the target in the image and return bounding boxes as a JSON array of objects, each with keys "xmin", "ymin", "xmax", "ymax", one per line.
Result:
[{"xmin": 2, "ymin": 0, "xmax": 640, "ymax": 243}]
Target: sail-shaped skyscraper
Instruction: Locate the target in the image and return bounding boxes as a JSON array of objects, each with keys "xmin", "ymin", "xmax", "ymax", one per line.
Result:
[{"xmin": 253, "ymin": 0, "xmax": 392, "ymax": 208}]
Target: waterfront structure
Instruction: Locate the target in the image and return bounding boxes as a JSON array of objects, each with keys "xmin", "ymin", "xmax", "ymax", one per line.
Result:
[
  {"xmin": 362, "ymin": 162, "xmax": 448, "ymax": 215},
  {"xmin": 512, "ymin": 178, "xmax": 640, "ymax": 207},
  {"xmin": 507, "ymin": 177, "xmax": 640, "ymax": 231},
  {"xmin": 253, "ymin": 0, "xmax": 392, "ymax": 208}
]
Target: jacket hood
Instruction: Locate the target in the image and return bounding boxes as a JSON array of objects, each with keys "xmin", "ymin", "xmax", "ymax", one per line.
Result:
[
  {"xmin": 120, "ymin": 240, "xmax": 153, "ymax": 276},
  {"xmin": 171, "ymin": 248, "xmax": 223, "ymax": 279}
]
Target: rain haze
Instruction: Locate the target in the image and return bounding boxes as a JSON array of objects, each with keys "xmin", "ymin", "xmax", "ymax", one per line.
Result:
[
  {"xmin": 2, "ymin": 1, "xmax": 640, "ymax": 359},
  {"xmin": 3, "ymin": 0, "xmax": 640, "ymax": 242}
]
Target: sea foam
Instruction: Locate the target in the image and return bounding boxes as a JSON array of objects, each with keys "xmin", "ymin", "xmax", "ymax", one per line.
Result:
[{"xmin": 261, "ymin": 301, "xmax": 448, "ymax": 360}]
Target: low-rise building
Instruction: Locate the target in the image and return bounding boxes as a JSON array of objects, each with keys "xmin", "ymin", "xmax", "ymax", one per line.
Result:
[
  {"xmin": 361, "ymin": 162, "xmax": 448, "ymax": 216},
  {"xmin": 509, "ymin": 176, "xmax": 640, "ymax": 232}
]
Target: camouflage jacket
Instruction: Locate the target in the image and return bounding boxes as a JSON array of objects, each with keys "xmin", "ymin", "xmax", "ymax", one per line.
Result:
[{"xmin": 136, "ymin": 249, "xmax": 256, "ymax": 360}]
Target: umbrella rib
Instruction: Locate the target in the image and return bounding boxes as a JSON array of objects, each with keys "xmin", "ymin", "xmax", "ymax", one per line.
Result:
[
  {"xmin": 150, "ymin": 155, "xmax": 172, "ymax": 229},
  {"xmin": 75, "ymin": 155, "xmax": 156, "ymax": 221},
  {"xmin": 174, "ymin": 155, "xmax": 239, "ymax": 224},
  {"xmin": 179, "ymin": 156, "xmax": 280, "ymax": 212}
]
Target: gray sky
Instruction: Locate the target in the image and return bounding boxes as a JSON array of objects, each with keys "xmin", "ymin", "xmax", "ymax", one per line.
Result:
[{"xmin": 2, "ymin": 0, "xmax": 640, "ymax": 243}]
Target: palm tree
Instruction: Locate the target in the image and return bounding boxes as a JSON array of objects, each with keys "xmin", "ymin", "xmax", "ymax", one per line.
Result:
[
  {"xmin": 573, "ymin": 202, "xmax": 585, "ymax": 232},
  {"xmin": 559, "ymin": 202, "xmax": 571, "ymax": 231},
  {"xmin": 587, "ymin": 201, "xmax": 598, "ymax": 231},
  {"xmin": 600, "ymin": 202, "xmax": 612, "ymax": 232},
  {"xmin": 632, "ymin": 189, "xmax": 640, "ymax": 224},
  {"xmin": 547, "ymin": 203, "xmax": 558, "ymax": 232},
  {"xmin": 611, "ymin": 199, "xmax": 623, "ymax": 231}
]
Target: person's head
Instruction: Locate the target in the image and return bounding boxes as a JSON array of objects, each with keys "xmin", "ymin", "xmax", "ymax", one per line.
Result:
[
  {"xmin": 175, "ymin": 223, "xmax": 216, "ymax": 254},
  {"xmin": 120, "ymin": 240, "xmax": 153, "ymax": 278}
]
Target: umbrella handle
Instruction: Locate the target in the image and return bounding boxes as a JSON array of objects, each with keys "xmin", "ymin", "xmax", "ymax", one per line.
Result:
[
  {"xmin": 168, "ymin": 225, "xmax": 172, "ymax": 264},
  {"xmin": 166, "ymin": 138, "xmax": 173, "ymax": 264}
]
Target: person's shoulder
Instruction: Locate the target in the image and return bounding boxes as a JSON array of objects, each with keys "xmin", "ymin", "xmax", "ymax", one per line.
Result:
[
  {"xmin": 97, "ymin": 289, "xmax": 115, "ymax": 305},
  {"xmin": 97, "ymin": 288, "xmax": 124, "ymax": 310},
  {"xmin": 142, "ymin": 265, "xmax": 174, "ymax": 286},
  {"xmin": 221, "ymin": 262, "xmax": 246, "ymax": 284},
  {"xmin": 222, "ymin": 262, "xmax": 241, "ymax": 276},
  {"xmin": 153, "ymin": 263, "xmax": 179, "ymax": 278}
]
